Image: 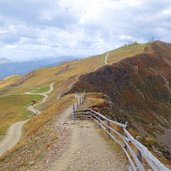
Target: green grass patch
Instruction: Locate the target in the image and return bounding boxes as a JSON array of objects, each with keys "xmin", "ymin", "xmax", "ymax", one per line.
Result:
[
  {"xmin": 0, "ymin": 94, "xmax": 42, "ymax": 139},
  {"xmin": 108, "ymin": 42, "xmax": 146, "ymax": 64},
  {"xmin": 30, "ymin": 85, "xmax": 50, "ymax": 94}
]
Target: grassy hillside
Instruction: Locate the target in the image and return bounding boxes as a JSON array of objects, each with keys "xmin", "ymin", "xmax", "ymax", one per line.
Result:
[
  {"xmin": 30, "ymin": 85, "xmax": 50, "ymax": 94},
  {"xmin": 2, "ymin": 41, "xmax": 171, "ymax": 169},
  {"xmin": 0, "ymin": 94, "xmax": 42, "ymax": 140},
  {"xmin": 0, "ymin": 75, "xmax": 21, "ymax": 90},
  {"xmin": 68, "ymin": 41, "xmax": 171, "ymax": 161},
  {"xmin": 0, "ymin": 42, "xmax": 150, "ymax": 146},
  {"xmin": 0, "ymin": 94, "xmax": 76, "ymax": 170},
  {"xmin": 107, "ymin": 42, "xmax": 146, "ymax": 64},
  {"xmin": 1, "ymin": 43, "xmax": 147, "ymax": 102}
]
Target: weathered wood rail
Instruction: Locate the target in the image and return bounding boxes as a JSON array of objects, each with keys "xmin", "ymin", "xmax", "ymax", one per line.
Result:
[{"xmin": 73, "ymin": 95, "xmax": 170, "ymax": 171}]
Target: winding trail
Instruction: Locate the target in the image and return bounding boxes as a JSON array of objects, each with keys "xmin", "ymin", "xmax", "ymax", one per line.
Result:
[
  {"xmin": 0, "ymin": 82, "xmax": 55, "ymax": 156},
  {"xmin": 105, "ymin": 52, "xmax": 108, "ymax": 65},
  {"xmin": 25, "ymin": 82, "xmax": 55, "ymax": 115},
  {"xmin": 0, "ymin": 120, "xmax": 29, "ymax": 156}
]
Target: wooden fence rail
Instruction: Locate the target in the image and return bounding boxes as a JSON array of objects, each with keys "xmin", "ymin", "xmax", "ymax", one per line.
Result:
[{"xmin": 73, "ymin": 95, "xmax": 170, "ymax": 171}]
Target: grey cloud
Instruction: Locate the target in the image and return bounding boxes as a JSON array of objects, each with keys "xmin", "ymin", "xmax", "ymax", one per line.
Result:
[
  {"xmin": 0, "ymin": 34, "xmax": 20, "ymax": 44},
  {"xmin": 0, "ymin": 0, "xmax": 77, "ymax": 29},
  {"xmin": 0, "ymin": 0, "xmax": 171, "ymax": 61}
]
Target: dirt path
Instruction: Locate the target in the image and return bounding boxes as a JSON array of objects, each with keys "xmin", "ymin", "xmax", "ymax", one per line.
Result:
[
  {"xmin": 0, "ymin": 119, "xmax": 29, "ymax": 156},
  {"xmin": 50, "ymin": 122, "xmax": 127, "ymax": 171},
  {"xmin": 45, "ymin": 103, "xmax": 128, "ymax": 171},
  {"xmin": 25, "ymin": 82, "xmax": 55, "ymax": 115},
  {"xmin": 0, "ymin": 82, "xmax": 55, "ymax": 156},
  {"xmin": 105, "ymin": 52, "xmax": 108, "ymax": 65}
]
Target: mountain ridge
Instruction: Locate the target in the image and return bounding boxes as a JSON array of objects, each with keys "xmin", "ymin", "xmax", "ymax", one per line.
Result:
[
  {"xmin": 67, "ymin": 41, "xmax": 171, "ymax": 160},
  {"xmin": 0, "ymin": 41, "xmax": 171, "ymax": 169}
]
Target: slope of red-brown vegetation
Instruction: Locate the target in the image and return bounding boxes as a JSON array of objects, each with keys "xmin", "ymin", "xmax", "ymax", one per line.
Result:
[{"xmin": 67, "ymin": 41, "xmax": 171, "ymax": 161}]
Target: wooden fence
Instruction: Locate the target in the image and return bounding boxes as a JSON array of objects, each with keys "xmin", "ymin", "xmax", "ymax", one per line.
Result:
[{"xmin": 72, "ymin": 95, "xmax": 170, "ymax": 171}]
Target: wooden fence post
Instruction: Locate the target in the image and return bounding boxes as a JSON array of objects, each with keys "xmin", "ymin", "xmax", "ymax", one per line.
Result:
[
  {"xmin": 98, "ymin": 116, "xmax": 101, "ymax": 128},
  {"xmin": 107, "ymin": 117, "xmax": 111, "ymax": 138},
  {"xmin": 136, "ymin": 136, "xmax": 142, "ymax": 163},
  {"xmin": 72, "ymin": 105, "xmax": 75, "ymax": 121},
  {"xmin": 83, "ymin": 92, "xmax": 86, "ymax": 102},
  {"xmin": 83, "ymin": 90, "xmax": 86, "ymax": 100},
  {"xmin": 77, "ymin": 101, "xmax": 79, "ymax": 108},
  {"xmin": 125, "ymin": 121, "xmax": 128, "ymax": 130},
  {"xmin": 90, "ymin": 112, "xmax": 93, "ymax": 120},
  {"xmin": 124, "ymin": 121, "xmax": 128, "ymax": 150}
]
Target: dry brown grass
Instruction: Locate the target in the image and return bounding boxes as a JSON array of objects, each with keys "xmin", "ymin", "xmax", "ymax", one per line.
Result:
[
  {"xmin": 108, "ymin": 43, "xmax": 146, "ymax": 64},
  {"xmin": 0, "ymin": 75, "xmax": 21, "ymax": 90},
  {"xmin": 0, "ymin": 94, "xmax": 42, "ymax": 140},
  {"xmin": 5, "ymin": 55, "xmax": 104, "ymax": 94},
  {"xmin": 0, "ymin": 94, "xmax": 76, "ymax": 170},
  {"xmin": 79, "ymin": 92, "xmax": 171, "ymax": 169},
  {"xmin": 78, "ymin": 93, "xmax": 129, "ymax": 167}
]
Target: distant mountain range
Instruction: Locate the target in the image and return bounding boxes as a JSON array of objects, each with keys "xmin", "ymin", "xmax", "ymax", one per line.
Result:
[
  {"xmin": 0, "ymin": 57, "xmax": 77, "ymax": 78},
  {"xmin": 0, "ymin": 58, "xmax": 11, "ymax": 64}
]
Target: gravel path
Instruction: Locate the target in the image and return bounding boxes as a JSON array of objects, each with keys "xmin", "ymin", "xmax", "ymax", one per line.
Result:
[
  {"xmin": 0, "ymin": 119, "xmax": 29, "ymax": 156},
  {"xmin": 50, "ymin": 121, "xmax": 127, "ymax": 171},
  {"xmin": 46, "ymin": 103, "xmax": 128, "ymax": 171},
  {"xmin": 105, "ymin": 52, "xmax": 108, "ymax": 65}
]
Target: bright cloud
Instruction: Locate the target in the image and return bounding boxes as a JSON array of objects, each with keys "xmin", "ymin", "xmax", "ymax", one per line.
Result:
[{"xmin": 0, "ymin": 0, "xmax": 171, "ymax": 61}]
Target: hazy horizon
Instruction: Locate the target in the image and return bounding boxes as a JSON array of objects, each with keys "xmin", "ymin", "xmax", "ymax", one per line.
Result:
[{"xmin": 0, "ymin": 55, "xmax": 79, "ymax": 62}]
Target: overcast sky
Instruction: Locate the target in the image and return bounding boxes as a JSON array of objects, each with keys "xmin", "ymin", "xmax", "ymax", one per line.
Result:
[{"xmin": 0, "ymin": 0, "xmax": 171, "ymax": 61}]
